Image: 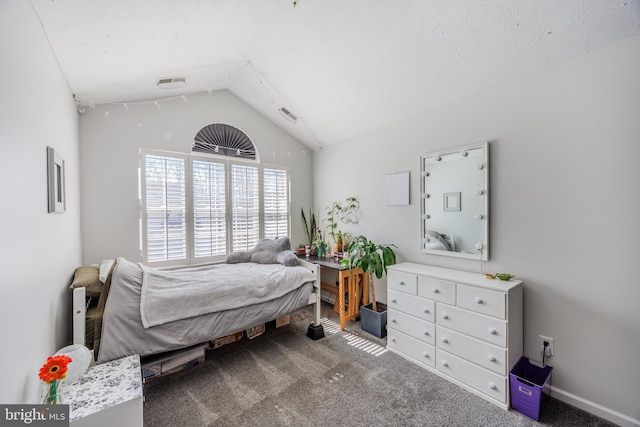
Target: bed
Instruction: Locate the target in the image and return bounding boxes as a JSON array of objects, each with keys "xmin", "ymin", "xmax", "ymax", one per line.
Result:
[
  {"xmin": 424, "ymin": 230, "xmax": 456, "ymax": 252},
  {"xmin": 71, "ymin": 240, "xmax": 323, "ymax": 364}
]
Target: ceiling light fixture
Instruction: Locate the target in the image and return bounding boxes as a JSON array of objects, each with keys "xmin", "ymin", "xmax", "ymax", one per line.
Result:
[{"xmin": 157, "ymin": 77, "xmax": 187, "ymax": 89}]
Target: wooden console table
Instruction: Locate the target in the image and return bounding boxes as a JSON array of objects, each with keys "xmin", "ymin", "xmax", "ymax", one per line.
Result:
[{"xmin": 303, "ymin": 257, "xmax": 369, "ymax": 331}]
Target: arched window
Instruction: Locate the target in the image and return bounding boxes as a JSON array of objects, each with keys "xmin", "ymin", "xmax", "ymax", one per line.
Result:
[{"xmin": 192, "ymin": 123, "xmax": 257, "ymax": 160}]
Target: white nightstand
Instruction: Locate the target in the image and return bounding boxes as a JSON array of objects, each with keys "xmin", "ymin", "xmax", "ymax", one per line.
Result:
[{"xmin": 65, "ymin": 354, "xmax": 143, "ymax": 427}]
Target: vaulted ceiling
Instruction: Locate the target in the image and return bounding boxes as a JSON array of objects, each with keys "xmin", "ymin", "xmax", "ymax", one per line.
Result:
[{"xmin": 31, "ymin": 0, "xmax": 640, "ymax": 149}]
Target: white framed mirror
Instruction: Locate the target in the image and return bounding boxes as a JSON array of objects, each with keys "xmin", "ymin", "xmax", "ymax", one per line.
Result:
[{"xmin": 420, "ymin": 141, "xmax": 489, "ymax": 260}]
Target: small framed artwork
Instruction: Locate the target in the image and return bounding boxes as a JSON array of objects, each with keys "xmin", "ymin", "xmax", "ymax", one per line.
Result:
[
  {"xmin": 386, "ymin": 171, "xmax": 410, "ymax": 206},
  {"xmin": 443, "ymin": 192, "xmax": 461, "ymax": 212},
  {"xmin": 47, "ymin": 146, "xmax": 66, "ymax": 213}
]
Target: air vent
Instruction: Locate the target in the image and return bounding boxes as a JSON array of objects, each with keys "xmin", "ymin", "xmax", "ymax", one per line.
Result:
[
  {"xmin": 157, "ymin": 77, "xmax": 187, "ymax": 89},
  {"xmin": 278, "ymin": 107, "xmax": 298, "ymax": 123}
]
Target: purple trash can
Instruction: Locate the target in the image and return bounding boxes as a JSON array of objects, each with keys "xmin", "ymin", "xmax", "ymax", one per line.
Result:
[{"xmin": 509, "ymin": 357, "xmax": 553, "ymax": 421}]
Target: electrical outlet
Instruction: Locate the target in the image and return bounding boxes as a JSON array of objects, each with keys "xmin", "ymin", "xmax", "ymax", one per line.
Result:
[{"xmin": 539, "ymin": 335, "xmax": 554, "ymax": 356}]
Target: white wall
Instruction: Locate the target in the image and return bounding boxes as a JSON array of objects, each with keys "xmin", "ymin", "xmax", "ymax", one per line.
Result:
[
  {"xmin": 0, "ymin": 1, "xmax": 82, "ymax": 404},
  {"xmin": 314, "ymin": 36, "xmax": 640, "ymax": 426},
  {"xmin": 79, "ymin": 90, "xmax": 313, "ymax": 264}
]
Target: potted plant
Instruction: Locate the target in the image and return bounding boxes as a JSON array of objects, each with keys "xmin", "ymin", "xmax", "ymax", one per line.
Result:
[
  {"xmin": 342, "ymin": 235, "xmax": 396, "ymax": 338},
  {"xmin": 323, "ymin": 197, "xmax": 360, "ymax": 245},
  {"xmin": 311, "ymin": 226, "xmax": 327, "ymax": 258},
  {"xmin": 301, "ymin": 208, "xmax": 317, "ymax": 247}
]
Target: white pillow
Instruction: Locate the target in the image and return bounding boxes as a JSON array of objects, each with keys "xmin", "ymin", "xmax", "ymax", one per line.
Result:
[
  {"xmin": 424, "ymin": 231, "xmax": 451, "ymax": 251},
  {"xmin": 98, "ymin": 259, "xmax": 115, "ymax": 283}
]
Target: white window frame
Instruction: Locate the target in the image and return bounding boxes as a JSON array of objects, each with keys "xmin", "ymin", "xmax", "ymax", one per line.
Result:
[{"xmin": 140, "ymin": 149, "xmax": 290, "ymax": 267}]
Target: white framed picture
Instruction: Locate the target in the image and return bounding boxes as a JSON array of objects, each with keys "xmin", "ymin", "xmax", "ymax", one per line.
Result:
[
  {"xmin": 47, "ymin": 146, "xmax": 66, "ymax": 213},
  {"xmin": 443, "ymin": 192, "xmax": 461, "ymax": 212},
  {"xmin": 386, "ymin": 171, "xmax": 410, "ymax": 206}
]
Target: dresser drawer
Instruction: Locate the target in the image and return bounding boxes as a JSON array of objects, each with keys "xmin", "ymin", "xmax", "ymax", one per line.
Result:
[
  {"xmin": 436, "ymin": 326, "xmax": 507, "ymax": 375},
  {"xmin": 388, "ymin": 329, "xmax": 435, "ymax": 368},
  {"xmin": 388, "ymin": 309, "xmax": 435, "ymax": 345},
  {"xmin": 436, "ymin": 349, "xmax": 506, "ymax": 404},
  {"xmin": 388, "ymin": 270, "xmax": 418, "ymax": 295},
  {"xmin": 417, "ymin": 276, "xmax": 455, "ymax": 304},
  {"xmin": 457, "ymin": 284, "xmax": 506, "ymax": 319},
  {"xmin": 388, "ymin": 289, "xmax": 435, "ymax": 322},
  {"xmin": 437, "ymin": 305, "xmax": 507, "ymax": 347}
]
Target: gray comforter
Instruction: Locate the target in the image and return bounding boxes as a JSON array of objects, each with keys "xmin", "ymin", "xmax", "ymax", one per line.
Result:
[
  {"xmin": 98, "ymin": 257, "xmax": 315, "ymax": 363},
  {"xmin": 140, "ymin": 261, "xmax": 315, "ymax": 328}
]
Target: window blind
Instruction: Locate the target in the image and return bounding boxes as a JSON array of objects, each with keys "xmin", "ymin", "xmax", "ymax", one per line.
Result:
[
  {"xmin": 192, "ymin": 159, "xmax": 226, "ymax": 259},
  {"xmin": 141, "ymin": 150, "xmax": 289, "ymax": 266},
  {"xmin": 263, "ymin": 168, "xmax": 289, "ymax": 239},
  {"xmin": 230, "ymin": 164, "xmax": 259, "ymax": 252},
  {"xmin": 143, "ymin": 154, "xmax": 187, "ymax": 263}
]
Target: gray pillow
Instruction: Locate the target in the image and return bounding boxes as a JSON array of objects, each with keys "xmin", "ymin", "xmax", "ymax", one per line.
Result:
[
  {"xmin": 252, "ymin": 237, "xmax": 291, "ymax": 252},
  {"xmin": 225, "ymin": 251, "xmax": 251, "ymax": 264},
  {"xmin": 225, "ymin": 237, "xmax": 299, "ymax": 266},
  {"xmin": 277, "ymin": 251, "xmax": 299, "ymax": 266}
]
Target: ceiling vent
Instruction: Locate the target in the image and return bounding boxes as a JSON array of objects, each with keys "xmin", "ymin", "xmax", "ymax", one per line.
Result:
[
  {"xmin": 278, "ymin": 107, "xmax": 298, "ymax": 123},
  {"xmin": 157, "ymin": 77, "xmax": 187, "ymax": 89}
]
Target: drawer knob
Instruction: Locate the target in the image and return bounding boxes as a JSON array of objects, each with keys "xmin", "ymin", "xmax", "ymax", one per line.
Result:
[
  {"xmin": 391, "ymin": 338, "xmax": 396, "ymax": 343},
  {"xmin": 442, "ymin": 314, "xmax": 449, "ymax": 320},
  {"xmin": 391, "ymin": 318, "xmax": 397, "ymax": 323},
  {"xmin": 399, "ymin": 280, "xmax": 405, "ymax": 286},
  {"xmin": 392, "ymin": 299, "xmax": 397, "ymax": 304},
  {"xmin": 441, "ymin": 337, "xmax": 448, "ymax": 344},
  {"xmin": 489, "ymin": 328, "xmax": 497, "ymax": 335},
  {"xmin": 489, "ymin": 382, "xmax": 497, "ymax": 390},
  {"xmin": 423, "ymin": 352, "xmax": 430, "ymax": 359},
  {"xmin": 489, "ymin": 355, "xmax": 497, "ymax": 362},
  {"xmin": 433, "ymin": 288, "xmax": 440, "ymax": 294},
  {"xmin": 476, "ymin": 297, "xmax": 483, "ymax": 304},
  {"xmin": 441, "ymin": 361, "xmax": 449, "ymax": 368},
  {"xmin": 423, "ymin": 330, "xmax": 430, "ymax": 336},
  {"xmin": 423, "ymin": 308, "xmax": 430, "ymax": 313}
]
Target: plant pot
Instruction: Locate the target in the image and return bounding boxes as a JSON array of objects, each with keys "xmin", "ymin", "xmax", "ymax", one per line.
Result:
[
  {"xmin": 360, "ymin": 303, "xmax": 387, "ymax": 338},
  {"xmin": 317, "ymin": 245, "xmax": 326, "ymax": 258}
]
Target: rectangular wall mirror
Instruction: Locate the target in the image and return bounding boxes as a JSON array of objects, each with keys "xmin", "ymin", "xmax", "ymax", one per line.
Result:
[{"xmin": 420, "ymin": 141, "xmax": 488, "ymax": 260}]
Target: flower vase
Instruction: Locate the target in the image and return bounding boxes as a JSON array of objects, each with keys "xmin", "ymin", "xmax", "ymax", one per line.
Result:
[{"xmin": 42, "ymin": 380, "xmax": 62, "ymax": 404}]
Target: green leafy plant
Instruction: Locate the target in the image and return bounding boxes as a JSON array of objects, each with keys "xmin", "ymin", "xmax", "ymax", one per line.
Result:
[
  {"xmin": 324, "ymin": 197, "xmax": 360, "ymax": 244},
  {"xmin": 342, "ymin": 235, "xmax": 396, "ymax": 311},
  {"xmin": 301, "ymin": 208, "xmax": 317, "ymax": 246}
]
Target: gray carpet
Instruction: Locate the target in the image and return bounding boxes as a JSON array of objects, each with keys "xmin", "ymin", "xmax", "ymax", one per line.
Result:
[{"xmin": 143, "ymin": 303, "xmax": 616, "ymax": 427}]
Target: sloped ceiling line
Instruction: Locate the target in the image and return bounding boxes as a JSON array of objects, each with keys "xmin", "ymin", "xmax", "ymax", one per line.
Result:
[{"xmin": 31, "ymin": 0, "xmax": 640, "ymax": 149}]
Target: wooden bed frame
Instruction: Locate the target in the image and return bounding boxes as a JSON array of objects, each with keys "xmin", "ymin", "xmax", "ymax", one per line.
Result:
[{"xmin": 72, "ymin": 258, "xmax": 325, "ymax": 359}]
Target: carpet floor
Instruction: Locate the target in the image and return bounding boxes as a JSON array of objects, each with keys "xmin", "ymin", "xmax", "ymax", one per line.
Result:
[{"xmin": 142, "ymin": 302, "xmax": 616, "ymax": 427}]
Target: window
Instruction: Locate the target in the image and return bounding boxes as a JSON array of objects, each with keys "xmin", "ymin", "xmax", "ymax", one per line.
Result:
[
  {"xmin": 193, "ymin": 159, "xmax": 226, "ymax": 258},
  {"xmin": 141, "ymin": 149, "xmax": 290, "ymax": 266},
  {"xmin": 263, "ymin": 168, "xmax": 289, "ymax": 239},
  {"xmin": 143, "ymin": 154, "xmax": 187, "ymax": 263}
]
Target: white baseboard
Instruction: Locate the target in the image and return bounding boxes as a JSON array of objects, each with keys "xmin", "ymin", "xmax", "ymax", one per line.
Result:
[{"xmin": 551, "ymin": 386, "xmax": 640, "ymax": 427}]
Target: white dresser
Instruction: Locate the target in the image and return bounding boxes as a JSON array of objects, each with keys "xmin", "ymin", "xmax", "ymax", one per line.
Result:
[{"xmin": 386, "ymin": 262, "xmax": 523, "ymax": 409}]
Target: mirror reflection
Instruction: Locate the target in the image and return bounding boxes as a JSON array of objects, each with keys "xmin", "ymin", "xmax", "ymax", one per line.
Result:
[{"xmin": 421, "ymin": 142, "xmax": 489, "ymax": 260}]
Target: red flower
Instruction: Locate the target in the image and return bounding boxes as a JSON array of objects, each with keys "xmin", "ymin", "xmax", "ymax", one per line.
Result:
[{"xmin": 39, "ymin": 355, "xmax": 72, "ymax": 383}]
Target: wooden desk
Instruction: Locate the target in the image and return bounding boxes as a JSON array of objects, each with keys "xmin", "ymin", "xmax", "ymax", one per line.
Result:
[{"xmin": 304, "ymin": 257, "xmax": 369, "ymax": 331}]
